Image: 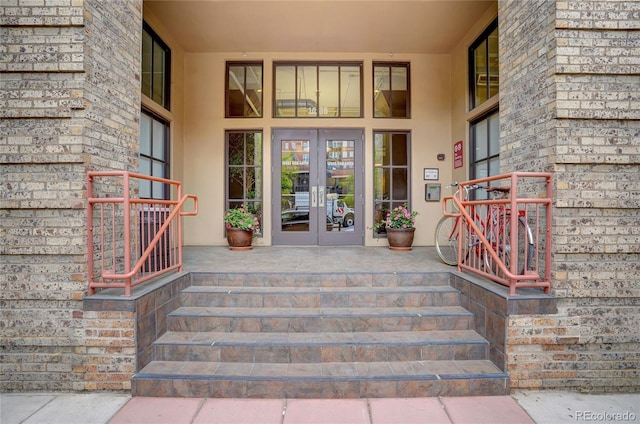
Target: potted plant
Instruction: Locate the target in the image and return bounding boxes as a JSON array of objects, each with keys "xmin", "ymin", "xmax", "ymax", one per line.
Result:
[
  {"xmin": 371, "ymin": 203, "xmax": 419, "ymax": 251},
  {"xmin": 224, "ymin": 204, "xmax": 260, "ymax": 250}
]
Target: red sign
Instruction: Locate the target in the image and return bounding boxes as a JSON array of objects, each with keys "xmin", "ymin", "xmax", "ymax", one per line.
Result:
[{"xmin": 454, "ymin": 141, "xmax": 463, "ymax": 169}]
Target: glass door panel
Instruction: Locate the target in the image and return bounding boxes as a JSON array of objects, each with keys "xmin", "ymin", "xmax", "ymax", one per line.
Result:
[
  {"xmin": 281, "ymin": 138, "xmax": 311, "ymax": 233},
  {"xmin": 318, "ymin": 129, "xmax": 363, "ymax": 245},
  {"xmin": 272, "ymin": 128, "xmax": 363, "ymax": 245},
  {"xmin": 272, "ymin": 129, "xmax": 317, "ymax": 245}
]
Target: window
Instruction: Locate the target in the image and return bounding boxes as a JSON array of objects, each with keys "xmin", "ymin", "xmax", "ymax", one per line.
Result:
[
  {"xmin": 226, "ymin": 62, "xmax": 263, "ymax": 118},
  {"xmin": 139, "ymin": 110, "xmax": 170, "ymax": 199},
  {"xmin": 373, "ymin": 131, "xmax": 410, "ymax": 237},
  {"xmin": 469, "ymin": 19, "xmax": 498, "ymax": 110},
  {"xmin": 226, "ymin": 130, "xmax": 263, "ymax": 235},
  {"xmin": 470, "ymin": 110, "xmax": 500, "ymax": 197},
  {"xmin": 142, "ymin": 22, "xmax": 170, "ymax": 109},
  {"xmin": 273, "ymin": 62, "xmax": 362, "ymax": 118},
  {"xmin": 373, "ymin": 63, "xmax": 410, "ymax": 118}
]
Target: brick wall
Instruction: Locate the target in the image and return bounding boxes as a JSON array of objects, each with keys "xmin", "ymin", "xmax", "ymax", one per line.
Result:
[
  {"xmin": 0, "ymin": 0, "xmax": 142, "ymax": 391},
  {"xmin": 500, "ymin": 0, "xmax": 640, "ymax": 392},
  {"xmin": 81, "ymin": 310, "xmax": 136, "ymax": 391}
]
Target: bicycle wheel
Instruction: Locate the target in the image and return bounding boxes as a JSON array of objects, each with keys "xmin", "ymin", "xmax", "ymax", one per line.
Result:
[
  {"xmin": 486, "ymin": 217, "xmax": 534, "ymax": 276},
  {"xmin": 434, "ymin": 215, "xmax": 459, "ymax": 265}
]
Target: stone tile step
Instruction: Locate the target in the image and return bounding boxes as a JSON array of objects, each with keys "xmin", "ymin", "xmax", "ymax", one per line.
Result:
[
  {"xmin": 180, "ymin": 285, "xmax": 461, "ymax": 308},
  {"xmin": 167, "ymin": 306, "xmax": 474, "ymax": 333},
  {"xmin": 190, "ymin": 272, "xmax": 452, "ymax": 288},
  {"xmin": 154, "ymin": 330, "xmax": 489, "ymax": 363},
  {"xmin": 132, "ymin": 360, "xmax": 509, "ymax": 398}
]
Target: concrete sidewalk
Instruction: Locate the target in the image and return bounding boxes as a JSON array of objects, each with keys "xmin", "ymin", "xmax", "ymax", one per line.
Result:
[{"xmin": 2, "ymin": 391, "xmax": 639, "ymax": 424}]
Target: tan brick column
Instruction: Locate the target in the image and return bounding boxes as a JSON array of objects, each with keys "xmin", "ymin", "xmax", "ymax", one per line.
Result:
[
  {"xmin": 1, "ymin": 0, "xmax": 142, "ymax": 391},
  {"xmin": 499, "ymin": 0, "xmax": 640, "ymax": 392}
]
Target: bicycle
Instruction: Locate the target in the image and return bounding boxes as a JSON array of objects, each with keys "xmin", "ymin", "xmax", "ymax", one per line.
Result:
[
  {"xmin": 434, "ymin": 182, "xmax": 534, "ymax": 277},
  {"xmin": 434, "ymin": 182, "xmax": 479, "ymax": 266}
]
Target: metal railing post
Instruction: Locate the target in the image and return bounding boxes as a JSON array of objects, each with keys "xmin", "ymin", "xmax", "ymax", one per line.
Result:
[
  {"xmin": 177, "ymin": 183, "xmax": 183, "ymax": 272},
  {"xmin": 87, "ymin": 174, "xmax": 95, "ymax": 295},
  {"xmin": 509, "ymin": 174, "xmax": 518, "ymax": 294},
  {"xmin": 545, "ymin": 174, "xmax": 553, "ymax": 292},
  {"xmin": 122, "ymin": 173, "xmax": 132, "ymax": 296}
]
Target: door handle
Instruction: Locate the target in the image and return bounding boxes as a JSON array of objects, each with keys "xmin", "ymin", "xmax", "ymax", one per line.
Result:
[
  {"xmin": 311, "ymin": 186, "xmax": 317, "ymax": 207},
  {"xmin": 319, "ymin": 186, "xmax": 325, "ymax": 208}
]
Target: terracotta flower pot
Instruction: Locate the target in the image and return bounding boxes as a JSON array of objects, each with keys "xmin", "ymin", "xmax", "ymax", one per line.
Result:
[
  {"xmin": 386, "ymin": 227, "xmax": 416, "ymax": 251},
  {"xmin": 226, "ymin": 227, "xmax": 253, "ymax": 250}
]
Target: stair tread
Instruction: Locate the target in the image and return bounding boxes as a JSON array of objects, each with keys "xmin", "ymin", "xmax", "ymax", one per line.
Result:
[
  {"xmin": 136, "ymin": 359, "xmax": 507, "ymax": 380},
  {"xmin": 170, "ymin": 305, "xmax": 472, "ymax": 318},
  {"xmin": 184, "ymin": 286, "xmax": 458, "ymax": 294},
  {"xmin": 155, "ymin": 330, "xmax": 488, "ymax": 346}
]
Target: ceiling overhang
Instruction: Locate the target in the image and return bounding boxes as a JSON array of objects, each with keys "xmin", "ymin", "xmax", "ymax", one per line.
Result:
[{"xmin": 144, "ymin": 0, "xmax": 495, "ymax": 54}]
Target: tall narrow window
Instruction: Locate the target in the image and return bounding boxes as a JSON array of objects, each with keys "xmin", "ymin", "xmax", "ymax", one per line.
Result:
[
  {"xmin": 273, "ymin": 62, "xmax": 362, "ymax": 118},
  {"xmin": 469, "ymin": 19, "xmax": 498, "ymax": 109},
  {"xmin": 226, "ymin": 62, "xmax": 263, "ymax": 117},
  {"xmin": 226, "ymin": 131, "xmax": 263, "ymax": 235},
  {"xmin": 470, "ymin": 110, "xmax": 500, "ymax": 197},
  {"xmin": 139, "ymin": 110, "xmax": 170, "ymax": 199},
  {"xmin": 373, "ymin": 131, "xmax": 411, "ymax": 237},
  {"xmin": 373, "ymin": 63, "xmax": 410, "ymax": 118},
  {"xmin": 142, "ymin": 22, "xmax": 170, "ymax": 109}
]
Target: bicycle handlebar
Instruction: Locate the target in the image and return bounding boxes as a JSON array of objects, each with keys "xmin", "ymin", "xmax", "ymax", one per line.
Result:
[
  {"xmin": 448, "ymin": 183, "xmax": 510, "ymax": 192},
  {"xmin": 446, "ymin": 183, "xmax": 512, "ymax": 201},
  {"xmin": 447, "ymin": 182, "xmax": 485, "ymax": 190}
]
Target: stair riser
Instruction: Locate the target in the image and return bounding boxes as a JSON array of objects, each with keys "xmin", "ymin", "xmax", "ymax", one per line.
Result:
[
  {"xmin": 154, "ymin": 342, "xmax": 489, "ymax": 363},
  {"xmin": 181, "ymin": 292, "xmax": 460, "ymax": 308},
  {"xmin": 191, "ymin": 273, "xmax": 452, "ymax": 288},
  {"xmin": 132, "ymin": 376, "xmax": 509, "ymax": 398},
  {"xmin": 167, "ymin": 315, "xmax": 474, "ymax": 333}
]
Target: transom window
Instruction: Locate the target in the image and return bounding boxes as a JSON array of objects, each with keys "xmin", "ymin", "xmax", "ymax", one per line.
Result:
[
  {"xmin": 469, "ymin": 19, "xmax": 498, "ymax": 109},
  {"xmin": 226, "ymin": 62, "xmax": 263, "ymax": 118},
  {"xmin": 142, "ymin": 22, "xmax": 170, "ymax": 109},
  {"xmin": 373, "ymin": 131, "xmax": 411, "ymax": 237},
  {"xmin": 226, "ymin": 130, "xmax": 263, "ymax": 236},
  {"xmin": 373, "ymin": 62, "xmax": 410, "ymax": 118},
  {"xmin": 139, "ymin": 110, "xmax": 169, "ymax": 199},
  {"xmin": 273, "ymin": 62, "xmax": 363, "ymax": 118}
]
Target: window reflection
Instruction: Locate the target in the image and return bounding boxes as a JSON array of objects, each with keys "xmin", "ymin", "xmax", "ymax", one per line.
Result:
[
  {"xmin": 470, "ymin": 111, "xmax": 500, "ymax": 193},
  {"xmin": 274, "ymin": 62, "xmax": 362, "ymax": 118},
  {"xmin": 280, "ymin": 139, "xmax": 310, "ymax": 231},
  {"xmin": 469, "ymin": 20, "xmax": 498, "ymax": 110},
  {"xmin": 226, "ymin": 62, "xmax": 263, "ymax": 117},
  {"xmin": 373, "ymin": 132, "xmax": 410, "ymax": 236},
  {"xmin": 226, "ymin": 131, "xmax": 263, "ymax": 235},
  {"xmin": 142, "ymin": 22, "xmax": 170, "ymax": 109},
  {"xmin": 139, "ymin": 111, "xmax": 169, "ymax": 200},
  {"xmin": 373, "ymin": 63, "xmax": 410, "ymax": 118}
]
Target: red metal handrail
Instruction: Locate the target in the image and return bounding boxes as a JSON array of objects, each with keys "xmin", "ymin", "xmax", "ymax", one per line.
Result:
[
  {"xmin": 442, "ymin": 172, "xmax": 552, "ymax": 295},
  {"xmin": 87, "ymin": 171, "xmax": 198, "ymax": 296}
]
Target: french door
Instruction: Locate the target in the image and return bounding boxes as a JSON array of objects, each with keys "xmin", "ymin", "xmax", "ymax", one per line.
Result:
[{"xmin": 272, "ymin": 128, "xmax": 364, "ymax": 245}]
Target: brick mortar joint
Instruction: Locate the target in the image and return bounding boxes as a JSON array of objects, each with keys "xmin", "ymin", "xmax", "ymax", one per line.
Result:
[
  {"xmin": 0, "ymin": 70, "xmax": 87, "ymax": 75},
  {"xmin": 553, "ymin": 116, "xmax": 640, "ymax": 122},
  {"xmin": 0, "ymin": 24, "xmax": 86, "ymax": 29},
  {"xmin": 555, "ymin": 25, "xmax": 640, "ymax": 32},
  {"xmin": 554, "ymin": 71, "xmax": 640, "ymax": 77}
]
